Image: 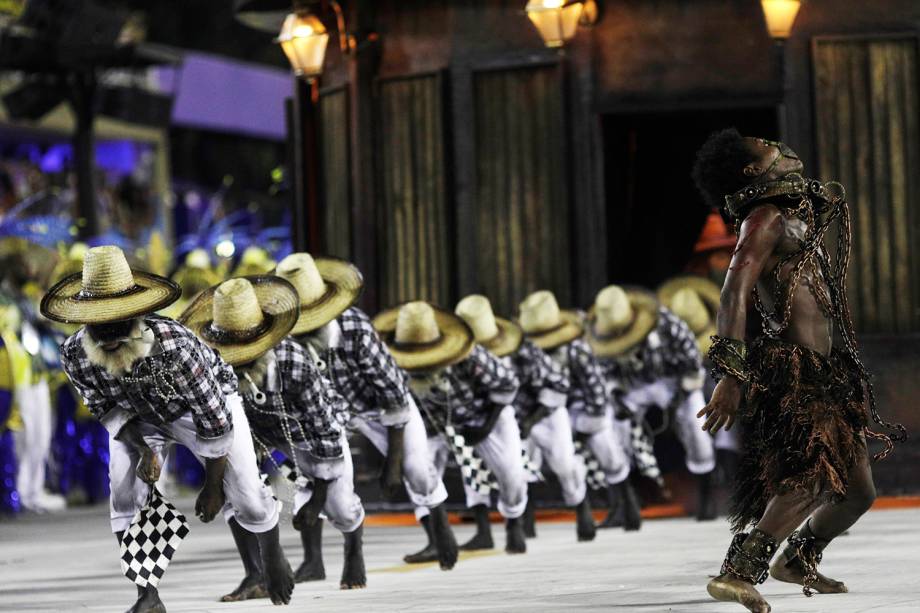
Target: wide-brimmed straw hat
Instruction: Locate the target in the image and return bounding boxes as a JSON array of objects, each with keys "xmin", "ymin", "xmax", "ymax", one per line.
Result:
[
  {"xmin": 41, "ymin": 245, "xmax": 180, "ymax": 325},
  {"xmin": 455, "ymin": 294, "xmax": 523, "ymax": 358},
  {"xmin": 518, "ymin": 290, "xmax": 583, "ymax": 351},
  {"xmin": 372, "ymin": 301, "xmax": 474, "ymax": 372},
  {"xmin": 657, "ymin": 275, "xmax": 720, "ymax": 355},
  {"xmin": 585, "ymin": 285, "xmax": 659, "ymax": 358},
  {"xmin": 179, "ymin": 276, "xmax": 299, "ymax": 366},
  {"xmin": 274, "ymin": 252, "xmax": 364, "ymax": 335}
]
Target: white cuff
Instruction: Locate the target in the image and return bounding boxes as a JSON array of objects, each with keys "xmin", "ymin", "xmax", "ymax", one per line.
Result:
[
  {"xmin": 99, "ymin": 408, "xmax": 134, "ymax": 438},
  {"xmin": 489, "ymin": 389, "xmax": 518, "ymax": 405},
  {"xmin": 195, "ymin": 429, "xmax": 234, "ymax": 459},
  {"xmin": 571, "ymin": 410, "xmax": 609, "ymax": 434},
  {"xmin": 303, "ymin": 456, "xmax": 345, "ymax": 481},
  {"xmin": 538, "ymin": 388, "xmax": 567, "ymax": 409},
  {"xmin": 378, "ymin": 403, "xmax": 412, "ymax": 427}
]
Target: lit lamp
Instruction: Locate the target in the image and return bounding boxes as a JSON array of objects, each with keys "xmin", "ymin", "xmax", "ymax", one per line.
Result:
[
  {"xmin": 760, "ymin": 0, "xmax": 802, "ymax": 40},
  {"xmin": 276, "ymin": 11, "xmax": 329, "ymax": 78},
  {"xmin": 525, "ymin": 0, "xmax": 584, "ymax": 48}
]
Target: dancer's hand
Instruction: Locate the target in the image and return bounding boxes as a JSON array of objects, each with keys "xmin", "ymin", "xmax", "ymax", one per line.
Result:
[
  {"xmin": 195, "ymin": 483, "xmax": 225, "ymax": 522},
  {"xmin": 294, "ymin": 480, "xmax": 329, "ymax": 530},
  {"xmin": 698, "ymin": 377, "xmax": 741, "ymax": 433},
  {"xmin": 136, "ymin": 448, "xmax": 161, "ymax": 484},
  {"xmin": 380, "ymin": 427, "xmax": 405, "ymax": 499}
]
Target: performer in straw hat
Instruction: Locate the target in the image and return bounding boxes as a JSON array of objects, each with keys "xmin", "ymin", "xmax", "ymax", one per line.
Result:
[
  {"xmin": 44, "ymin": 246, "xmax": 294, "ymax": 611},
  {"xmin": 182, "ymin": 276, "xmax": 367, "ymax": 595},
  {"xmin": 518, "ymin": 290, "xmax": 641, "ymax": 531},
  {"xmin": 161, "ymin": 248, "xmax": 222, "ymax": 320},
  {"xmin": 275, "ymin": 253, "xmax": 459, "ymax": 572},
  {"xmin": 455, "ymin": 294, "xmax": 595, "ymax": 546},
  {"xmin": 373, "ymin": 301, "xmax": 530, "ymax": 557},
  {"xmin": 586, "ymin": 284, "xmax": 717, "ymax": 522}
]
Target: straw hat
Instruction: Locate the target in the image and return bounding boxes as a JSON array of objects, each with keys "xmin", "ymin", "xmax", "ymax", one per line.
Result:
[
  {"xmin": 585, "ymin": 285, "xmax": 659, "ymax": 358},
  {"xmin": 518, "ymin": 291, "xmax": 583, "ymax": 351},
  {"xmin": 274, "ymin": 252, "xmax": 364, "ymax": 335},
  {"xmin": 372, "ymin": 301, "xmax": 474, "ymax": 372},
  {"xmin": 179, "ymin": 276, "xmax": 299, "ymax": 366},
  {"xmin": 232, "ymin": 246, "xmax": 276, "ymax": 277},
  {"xmin": 40, "ymin": 245, "xmax": 180, "ymax": 325},
  {"xmin": 657, "ymin": 275, "xmax": 721, "ymax": 355},
  {"xmin": 455, "ymin": 294, "xmax": 523, "ymax": 358}
]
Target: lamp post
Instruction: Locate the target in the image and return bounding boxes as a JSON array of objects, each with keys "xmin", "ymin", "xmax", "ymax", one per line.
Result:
[
  {"xmin": 525, "ymin": 0, "xmax": 587, "ymax": 48},
  {"xmin": 761, "ymin": 0, "xmax": 802, "ymax": 138}
]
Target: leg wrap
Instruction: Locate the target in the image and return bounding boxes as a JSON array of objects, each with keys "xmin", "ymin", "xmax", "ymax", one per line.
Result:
[
  {"xmin": 783, "ymin": 521, "xmax": 828, "ymax": 597},
  {"xmin": 720, "ymin": 529, "xmax": 778, "ymax": 585}
]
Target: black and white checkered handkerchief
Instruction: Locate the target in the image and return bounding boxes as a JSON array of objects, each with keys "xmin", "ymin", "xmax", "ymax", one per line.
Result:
[
  {"xmin": 445, "ymin": 425, "xmax": 498, "ymax": 496},
  {"xmin": 521, "ymin": 447, "xmax": 543, "ymax": 482},
  {"xmin": 120, "ymin": 487, "xmax": 189, "ymax": 588},
  {"xmin": 574, "ymin": 439, "xmax": 607, "ymax": 491},
  {"xmin": 631, "ymin": 420, "xmax": 664, "ymax": 487}
]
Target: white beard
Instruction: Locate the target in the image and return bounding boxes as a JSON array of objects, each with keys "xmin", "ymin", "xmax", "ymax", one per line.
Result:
[{"xmin": 81, "ymin": 320, "xmax": 155, "ymax": 376}]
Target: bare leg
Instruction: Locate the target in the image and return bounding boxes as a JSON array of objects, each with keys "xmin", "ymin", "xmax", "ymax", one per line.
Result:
[{"xmin": 771, "ymin": 443, "xmax": 875, "ymax": 594}]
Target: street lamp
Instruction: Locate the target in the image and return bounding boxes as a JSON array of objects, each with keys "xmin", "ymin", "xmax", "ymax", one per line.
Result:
[
  {"xmin": 760, "ymin": 0, "xmax": 802, "ymax": 40},
  {"xmin": 525, "ymin": 0, "xmax": 584, "ymax": 48},
  {"xmin": 277, "ymin": 11, "xmax": 329, "ymax": 79}
]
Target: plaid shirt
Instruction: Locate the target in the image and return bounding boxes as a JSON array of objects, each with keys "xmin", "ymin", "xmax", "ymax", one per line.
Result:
[
  {"xmin": 321, "ymin": 307, "xmax": 412, "ymax": 425},
  {"xmin": 239, "ymin": 338, "xmax": 344, "ymax": 461},
  {"xmin": 412, "ymin": 345, "xmax": 520, "ymax": 432},
  {"xmin": 599, "ymin": 307, "xmax": 702, "ymax": 393},
  {"xmin": 61, "ymin": 315, "xmax": 236, "ymax": 440},
  {"xmin": 550, "ymin": 338, "xmax": 609, "ymax": 419},
  {"xmin": 505, "ymin": 340, "xmax": 570, "ymax": 422}
]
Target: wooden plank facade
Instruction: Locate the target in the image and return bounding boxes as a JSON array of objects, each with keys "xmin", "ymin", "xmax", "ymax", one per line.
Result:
[{"xmin": 319, "ymin": 88, "xmax": 352, "ymax": 259}]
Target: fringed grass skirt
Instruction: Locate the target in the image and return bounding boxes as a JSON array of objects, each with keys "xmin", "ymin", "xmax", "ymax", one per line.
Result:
[{"xmin": 729, "ymin": 338, "xmax": 867, "ymax": 532}]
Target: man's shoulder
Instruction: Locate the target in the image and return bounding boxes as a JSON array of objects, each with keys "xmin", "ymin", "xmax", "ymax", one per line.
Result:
[
  {"xmin": 61, "ymin": 328, "xmax": 86, "ymax": 361},
  {"xmin": 339, "ymin": 307, "xmax": 375, "ymax": 338},
  {"xmin": 740, "ymin": 203, "xmax": 785, "ymax": 232}
]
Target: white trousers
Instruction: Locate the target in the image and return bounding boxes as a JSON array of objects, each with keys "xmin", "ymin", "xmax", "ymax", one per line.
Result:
[
  {"xmin": 417, "ymin": 406, "xmax": 528, "ymax": 520},
  {"xmin": 289, "ymin": 435, "xmax": 365, "ymax": 534},
  {"xmin": 14, "ymin": 379, "xmax": 53, "ymax": 509},
  {"xmin": 352, "ymin": 398, "xmax": 449, "ymax": 510},
  {"xmin": 523, "ymin": 406, "xmax": 587, "ymax": 506},
  {"xmin": 108, "ymin": 395, "xmax": 280, "ymax": 534},
  {"xmin": 620, "ymin": 379, "xmax": 716, "ymax": 475}
]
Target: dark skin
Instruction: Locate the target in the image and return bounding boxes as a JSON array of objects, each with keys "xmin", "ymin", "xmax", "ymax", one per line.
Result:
[
  {"xmin": 700, "ymin": 138, "xmax": 876, "ymax": 607},
  {"xmin": 380, "ymin": 426, "xmax": 405, "ymax": 499},
  {"xmin": 293, "ymin": 479, "xmax": 329, "ymax": 530}
]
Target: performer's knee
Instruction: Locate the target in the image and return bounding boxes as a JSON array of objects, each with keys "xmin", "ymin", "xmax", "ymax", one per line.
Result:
[{"xmin": 846, "ymin": 480, "xmax": 876, "ymax": 515}]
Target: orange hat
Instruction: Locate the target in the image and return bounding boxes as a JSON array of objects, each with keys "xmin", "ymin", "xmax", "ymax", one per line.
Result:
[{"xmin": 693, "ymin": 212, "xmax": 737, "ymax": 254}]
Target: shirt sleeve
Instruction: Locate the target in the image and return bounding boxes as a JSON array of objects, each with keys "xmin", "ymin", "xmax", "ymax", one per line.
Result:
[
  {"xmin": 519, "ymin": 342, "xmax": 569, "ymax": 409},
  {"xmin": 60, "ymin": 344, "xmax": 123, "ymax": 435},
  {"xmin": 661, "ymin": 309, "xmax": 703, "ymax": 380},
  {"xmin": 357, "ymin": 327, "xmax": 412, "ymax": 427},
  {"xmin": 464, "ymin": 345, "xmax": 520, "ymax": 406},
  {"xmin": 179, "ymin": 340, "xmax": 234, "ymax": 446},
  {"xmin": 569, "ymin": 340, "xmax": 610, "ymax": 417}
]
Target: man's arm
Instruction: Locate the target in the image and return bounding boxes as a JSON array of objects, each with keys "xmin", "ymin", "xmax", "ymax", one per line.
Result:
[{"xmin": 698, "ymin": 205, "xmax": 784, "ymax": 433}]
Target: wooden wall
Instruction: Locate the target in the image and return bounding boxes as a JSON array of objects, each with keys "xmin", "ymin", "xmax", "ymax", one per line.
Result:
[
  {"xmin": 813, "ymin": 35, "xmax": 920, "ymax": 334},
  {"xmin": 377, "ymin": 74, "xmax": 452, "ymax": 308},
  {"xmin": 319, "ymin": 88, "xmax": 352, "ymax": 259},
  {"xmin": 473, "ymin": 65, "xmax": 570, "ymax": 316}
]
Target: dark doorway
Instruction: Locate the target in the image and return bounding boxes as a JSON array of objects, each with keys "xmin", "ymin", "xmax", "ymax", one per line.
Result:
[{"xmin": 602, "ymin": 108, "xmax": 778, "ymax": 288}]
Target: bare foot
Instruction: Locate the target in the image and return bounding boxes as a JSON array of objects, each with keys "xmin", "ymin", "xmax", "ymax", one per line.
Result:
[
  {"xmin": 707, "ymin": 574, "xmax": 771, "ymax": 613},
  {"xmin": 459, "ymin": 530, "xmax": 494, "ymax": 551},
  {"xmin": 403, "ymin": 543, "xmax": 439, "ymax": 564},
  {"xmin": 125, "ymin": 587, "xmax": 166, "ymax": 613},
  {"xmin": 430, "ymin": 505, "xmax": 459, "ymax": 570},
  {"xmin": 294, "ymin": 558, "xmax": 326, "ymax": 583},
  {"xmin": 770, "ymin": 559, "xmax": 848, "ymax": 594},
  {"xmin": 257, "ymin": 527, "xmax": 295, "ymax": 605},
  {"xmin": 220, "ymin": 574, "xmax": 268, "ymax": 601},
  {"xmin": 505, "ymin": 517, "xmax": 527, "ymax": 555},
  {"xmin": 575, "ymin": 498, "xmax": 597, "ymax": 542},
  {"xmin": 340, "ymin": 525, "xmax": 367, "ymax": 590}
]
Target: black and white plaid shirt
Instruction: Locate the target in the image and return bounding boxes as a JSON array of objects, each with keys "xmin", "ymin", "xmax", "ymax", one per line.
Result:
[
  {"xmin": 550, "ymin": 338, "xmax": 610, "ymax": 419},
  {"xmin": 599, "ymin": 307, "xmax": 702, "ymax": 392},
  {"xmin": 412, "ymin": 345, "xmax": 520, "ymax": 432},
  {"xmin": 319, "ymin": 307, "xmax": 412, "ymax": 426},
  {"xmin": 506, "ymin": 340, "xmax": 570, "ymax": 422},
  {"xmin": 239, "ymin": 338, "xmax": 345, "ymax": 462},
  {"xmin": 61, "ymin": 315, "xmax": 236, "ymax": 441}
]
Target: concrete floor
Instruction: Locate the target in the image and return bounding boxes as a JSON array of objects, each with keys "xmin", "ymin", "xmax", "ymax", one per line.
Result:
[{"xmin": 1, "ymin": 503, "xmax": 918, "ymax": 613}]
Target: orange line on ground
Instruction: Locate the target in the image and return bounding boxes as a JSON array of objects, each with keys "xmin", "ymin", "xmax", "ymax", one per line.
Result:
[{"xmin": 363, "ymin": 496, "xmax": 920, "ymax": 527}]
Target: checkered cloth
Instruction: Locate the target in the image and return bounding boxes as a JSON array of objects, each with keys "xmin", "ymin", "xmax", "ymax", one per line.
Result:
[
  {"xmin": 319, "ymin": 308, "xmax": 413, "ymax": 422},
  {"xmin": 600, "ymin": 307, "xmax": 702, "ymax": 392},
  {"xmin": 444, "ymin": 424, "xmax": 498, "ymax": 496},
  {"xmin": 574, "ymin": 439, "xmax": 607, "ymax": 491},
  {"xmin": 630, "ymin": 419, "xmax": 664, "ymax": 486},
  {"xmin": 556, "ymin": 339, "xmax": 610, "ymax": 419},
  {"xmin": 120, "ymin": 487, "xmax": 189, "ymax": 588},
  {"xmin": 416, "ymin": 346, "xmax": 520, "ymax": 431},
  {"xmin": 508, "ymin": 340, "xmax": 570, "ymax": 423},
  {"xmin": 62, "ymin": 315, "xmax": 237, "ymax": 440},
  {"xmin": 239, "ymin": 338, "xmax": 345, "ymax": 463}
]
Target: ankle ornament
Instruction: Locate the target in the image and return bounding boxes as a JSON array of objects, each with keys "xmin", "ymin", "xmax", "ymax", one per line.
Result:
[
  {"xmin": 786, "ymin": 529, "xmax": 826, "ymax": 597},
  {"xmin": 720, "ymin": 529, "xmax": 778, "ymax": 585}
]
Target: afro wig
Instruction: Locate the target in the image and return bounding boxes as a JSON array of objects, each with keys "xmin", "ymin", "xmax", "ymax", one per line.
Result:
[{"xmin": 692, "ymin": 128, "xmax": 758, "ymax": 209}]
